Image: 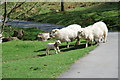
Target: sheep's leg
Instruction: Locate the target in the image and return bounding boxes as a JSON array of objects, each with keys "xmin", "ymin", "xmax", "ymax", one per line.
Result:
[
  {"xmin": 57, "ymin": 47, "xmax": 60, "ymax": 53},
  {"xmin": 75, "ymin": 38, "xmax": 80, "ymax": 47},
  {"xmin": 99, "ymin": 37, "xmax": 102, "ymax": 43},
  {"xmin": 101, "ymin": 36, "xmax": 105, "ymax": 43},
  {"xmin": 66, "ymin": 42, "xmax": 69, "ymax": 48},
  {"xmin": 94, "ymin": 38, "xmax": 100, "ymax": 46},
  {"xmin": 91, "ymin": 39, "xmax": 94, "ymax": 46},
  {"xmin": 86, "ymin": 40, "xmax": 88, "ymax": 48},
  {"xmin": 54, "ymin": 48, "xmax": 58, "ymax": 54},
  {"xmin": 45, "ymin": 49, "xmax": 49, "ymax": 55},
  {"xmin": 90, "ymin": 40, "xmax": 93, "ymax": 46},
  {"xmin": 103, "ymin": 32, "xmax": 107, "ymax": 43}
]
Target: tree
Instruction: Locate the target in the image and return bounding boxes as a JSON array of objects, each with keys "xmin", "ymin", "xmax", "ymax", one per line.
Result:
[
  {"xmin": 7, "ymin": 1, "xmax": 26, "ymax": 18},
  {"xmin": 0, "ymin": 1, "xmax": 25, "ymax": 34},
  {"xmin": 16, "ymin": 2, "xmax": 38, "ymax": 18},
  {"xmin": 0, "ymin": 1, "xmax": 7, "ymax": 34},
  {"xmin": 60, "ymin": 0, "xmax": 64, "ymax": 11}
]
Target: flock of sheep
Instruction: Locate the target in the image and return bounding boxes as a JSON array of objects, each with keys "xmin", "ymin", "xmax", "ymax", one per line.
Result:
[
  {"xmin": 44, "ymin": 21, "xmax": 108, "ymax": 55},
  {"xmin": 0, "ymin": 21, "xmax": 108, "ymax": 56}
]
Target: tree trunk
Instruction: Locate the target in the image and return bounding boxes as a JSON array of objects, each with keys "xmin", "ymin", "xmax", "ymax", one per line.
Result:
[
  {"xmin": 1, "ymin": 2, "xmax": 7, "ymax": 34},
  {"xmin": 60, "ymin": 0, "xmax": 64, "ymax": 11}
]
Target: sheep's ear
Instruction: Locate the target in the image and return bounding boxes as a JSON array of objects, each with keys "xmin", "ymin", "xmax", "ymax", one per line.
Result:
[
  {"xmin": 78, "ymin": 30, "xmax": 83, "ymax": 34},
  {"xmin": 55, "ymin": 29, "xmax": 59, "ymax": 32},
  {"xmin": 81, "ymin": 30, "xmax": 83, "ymax": 33}
]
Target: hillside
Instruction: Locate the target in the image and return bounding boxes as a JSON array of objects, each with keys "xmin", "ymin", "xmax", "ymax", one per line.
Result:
[{"xmin": 1, "ymin": 2, "xmax": 120, "ymax": 31}]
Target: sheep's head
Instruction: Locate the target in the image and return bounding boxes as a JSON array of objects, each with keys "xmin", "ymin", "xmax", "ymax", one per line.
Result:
[
  {"xmin": 77, "ymin": 29, "xmax": 84, "ymax": 39},
  {"xmin": 50, "ymin": 29, "xmax": 59, "ymax": 38},
  {"xmin": 55, "ymin": 40, "xmax": 61, "ymax": 45}
]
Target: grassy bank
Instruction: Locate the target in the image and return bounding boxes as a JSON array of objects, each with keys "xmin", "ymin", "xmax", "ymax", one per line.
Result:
[
  {"xmin": 3, "ymin": 25, "xmax": 44, "ymax": 40},
  {"xmin": 2, "ymin": 40, "xmax": 96, "ymax": 78},
  {"xmin": 26, "ymin": 2, "xmax": 119, "ymax": 31},
  {"xmin": 1, "ymin": 2, "xmax": 119, "ymax": 30}
]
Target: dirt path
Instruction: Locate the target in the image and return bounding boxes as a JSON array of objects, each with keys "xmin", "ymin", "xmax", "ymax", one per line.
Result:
[{"xmin": 59, "ymin": 32, "xmax": 118, "ymax": 78}]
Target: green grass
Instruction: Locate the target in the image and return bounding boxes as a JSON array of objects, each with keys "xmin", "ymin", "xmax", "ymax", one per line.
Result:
[{"xmin": 2, "ymin": 40, "xmax": 97, "ymax": 78}]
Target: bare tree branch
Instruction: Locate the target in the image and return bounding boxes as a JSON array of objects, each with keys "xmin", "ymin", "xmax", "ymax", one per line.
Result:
[
  {"xmin": 12, "ymin": 0, "xmax": 21, "ymax": 10},
  {"xmin": 7, "ymin": 0, "xmax": 26, "ymax": 18},
  {"xmin": 16, "ymin": 2, "xmax": 38, "ymax": 18}
]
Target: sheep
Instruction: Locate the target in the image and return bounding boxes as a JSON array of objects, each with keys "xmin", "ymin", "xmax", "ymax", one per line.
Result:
[
  {"xmin": 91, "ymin": 25, "xmax": 104, "ymax": 43},
  {"xmin": 78, "ymin": 27, "xmax": 94, "ymax": 47},
  {"xmin": 50, "ymin": 24, "xmax": 81, "ymax": 48},
  {"xmin": 77, "ymin": 21, "xmax": 108, "ymax": 47},
  {"xmin": 92, "ymin": 21, "xmax": 108, "ymax": 43},
  {"xmin": 67, "ymin": 24, "xmax": 82, "ymax": 32},
  {"xmin": 37, "ymin": 33, "xmax": 50, "ymax": 41},
  {"xmin": 45, "ymin": 40, "xmax": 61, "ymax": 55}
]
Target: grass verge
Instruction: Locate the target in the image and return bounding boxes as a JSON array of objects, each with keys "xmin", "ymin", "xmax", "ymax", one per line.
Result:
[{"xmin": 2, "ymin": 40, "xmax": 97, "ymax": 78}]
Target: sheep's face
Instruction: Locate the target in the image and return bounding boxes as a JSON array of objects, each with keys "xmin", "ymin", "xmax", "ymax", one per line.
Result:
[
  {"xmin": 56, "ymin": 40, "xmax": 61, "ymax": 45},
  {"xmin": 77, "ymin": 30, "xmax": 84, "ymax": 38},
  {"xmin": 50, "ymin": 29, "xmax": 59, "ymax": 38},
  {"xmin": 80, "ymin": 31, "xmax": 85, "ymax": 38}
]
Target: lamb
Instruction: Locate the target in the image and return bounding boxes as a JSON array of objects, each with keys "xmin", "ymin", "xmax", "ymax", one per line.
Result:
[
  {"xmin": 45, "ymin": 40, "xmax": 61, "ymax": 55},
  {"xmin": 50, "ymin": 24, "xmax": 81, "ymax": 48},
  {"xmin": 37, "ymin": 33, "xmax": 50, "ymax": 41}
]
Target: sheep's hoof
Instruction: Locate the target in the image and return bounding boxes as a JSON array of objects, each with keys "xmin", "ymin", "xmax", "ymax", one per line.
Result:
[
  {"xmin": 46, "ymin": 54, "xmax": 48, "ymax": 56},
  {"xmin": 55, "ymin": 52, "xmax": 58, "ymax": 54},
  {"xmin": 103, "ymin": 41, "xmax": 106, "ymax": 43},
  {"xmin": 75, "ymin": 42, "xmax": 80, "ymax": 46},
  {"xmin": 58, "ymin": 50, "xmax": 60, "ymax": 53},
  {"xmin": 74, "ymin": 44, "xmax": 78, "ymax": 47},
  {"xmin": 67, "ymin": 46, "xmax": 69, "ymax": 48}
]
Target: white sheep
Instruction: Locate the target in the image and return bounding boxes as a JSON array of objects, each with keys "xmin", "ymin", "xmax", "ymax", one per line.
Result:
[
  {"xmin": 37, "ymin": 33, "xmax": 50, "ymax": 41},
  {"xmin": 45, "ymin": 40, "xmax": 61, "ymax": 55},
  {"xmin": 67, "ymin": 24, "xmax": 82, "ymax": 32},
  {"xmin": 92, "ymin": 21, "xmax": 108, "ymax": 43},
  {"xmin": 50, "ymin": 24, "xmax": 81, "ymax": 48},
  {"xmin": 78, "ymin": 27, "xmax": 94, "ymax": 47},
  {"xmin": 91, "ymin": 26, "xmax": 104, "ymax": 43},
  {"xmin": 77, "ymin": 21, "xmax": 108, "ymax": 47}
]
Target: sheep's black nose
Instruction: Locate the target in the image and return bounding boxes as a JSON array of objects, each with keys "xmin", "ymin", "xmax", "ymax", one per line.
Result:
[
  {"xmin": 50, "ymin": 35, "xmax": 53, "ymax": 37},
  {"xmin": 49, "ymin": 33, "xmax": 53, "ymax": 37}
]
